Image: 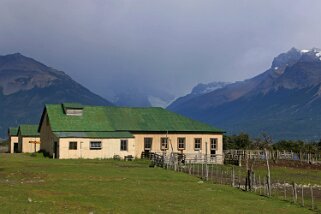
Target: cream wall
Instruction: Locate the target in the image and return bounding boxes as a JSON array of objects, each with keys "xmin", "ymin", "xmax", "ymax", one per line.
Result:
[
  {"xmin": 9, "ymin": 136, "xmax": 18, "ymax": 153},
  {"xmin": 19, "ymin": 136, "xmax": 41, "ymax": 153},
  {"xmin": 133, "ymin": 133, "xmax": 223, "ymax": 162},
  {"xmin": 58, "ymin": 138, "xmax": 135, "ymax": 159}
]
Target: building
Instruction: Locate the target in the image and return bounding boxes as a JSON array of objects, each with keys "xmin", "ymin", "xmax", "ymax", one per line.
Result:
[
  {"xmin": 17, "ymin": 124, "xmax": 41, "ymax": 153},
  {"xmin": 8, "ymin": 127, "xmax": 19, "ymax": 153},
  {"xmin": 39, "ymin": 103, "xmax": 224, "ymax": 162}
]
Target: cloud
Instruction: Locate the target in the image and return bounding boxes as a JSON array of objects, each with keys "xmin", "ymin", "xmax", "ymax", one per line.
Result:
[{"xmin": 0, "ymin": 0, "xmax": 321, "ymax": 97}]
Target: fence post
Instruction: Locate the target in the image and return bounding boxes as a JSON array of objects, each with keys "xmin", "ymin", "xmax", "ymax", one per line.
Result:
[
  {"xmin": 201, "ymin": 159, "xmax": 204, "ymax": 179},
  {"xmin": 197, "ymin": 164, "xmax": 201, "ymax": 177},
  {"xmin": 205, "ymin": 142, "xmax": 208, "ymax": 181},
  {"xmin": 205, "ymin": 164, "xmax": 209, "ymax": 181},
  {"xmin": 253, "ymin": 172, "xmax": 256, "ymax": 192},
  {"xmin": 294, "ymin": 183, "xmax": 297, "ymax": 203},
  {"xmin": 301, "ymin": 185, "xmax": 304, "ymax": 207},
  {"xmin": 232, "ymin": 166, "xmax": 235, "ymax": 187},
  {"xmin": 211, "ymin": 164, "xmax": 214, "ymax": 183},
  {"xmin": 259, "ymin": 175, "xmax": 261, "ymax": 195},
  {"xmin": 192, "ymin": 163, "xmax": 194, "ymax": 175},
  {"xmin": 284, "ymin": 181, "xmax": 287, "ymax": 200},
  {"xmin": 238, "ymin": 168, "xmax": 241, "ymax": 188},
  {"xmin": 310, "ymin": 185, "xmax": 314, "ymax": 210},
  {"xmin": 292, "ymin": 183, "xmax": 297, "ymax": 203}
]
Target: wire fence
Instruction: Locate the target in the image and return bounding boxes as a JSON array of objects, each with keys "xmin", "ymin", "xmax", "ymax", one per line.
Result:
[
  {"xmin": 224, "ymin": 149, "xmax": 321, "ymax": 164},
  {"xmin": 148, "ymin": 153, "xmax": 321, "ymax": 212}
]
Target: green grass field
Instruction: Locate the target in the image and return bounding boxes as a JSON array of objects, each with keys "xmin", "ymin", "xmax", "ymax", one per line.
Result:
[{"xmin": 0, "ymin": 154, "xmax": 313, "ymax": 213}]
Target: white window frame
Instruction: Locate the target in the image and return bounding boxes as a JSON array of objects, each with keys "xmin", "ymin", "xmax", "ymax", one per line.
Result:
[
  {"xmin": 177, "ymin": 137, "xmax": 186, "ymax": 150},
  {"xmin": 120, "ymin": 139, "xmax": 128, "ymax": 151},
  {"xmin": 144, "ymin": 138, "xmax": 153, "ymax": 150},
  {"xmin": 194, "ymin": 138, "xmax": 202, "ymax": 151},
  {"xmin": 69, "ymin": 141, "xmax": 77, "ymax": 150},
  {"xmin": 160, "ymin": 137, "xmax": 168, "ymax": 150},
  {"xmin": 90, "ymin": 141, "xmax": 102, "ymax": 150},
  {"xmin": 210, "ymin": 138, "xmax": 217, "ymax": 150}
]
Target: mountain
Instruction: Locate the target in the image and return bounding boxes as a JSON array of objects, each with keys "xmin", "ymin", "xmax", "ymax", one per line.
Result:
[
  {"xmin": 108, "ymin": 82, "xmax": 228, "ymax": 109},
  {"xmin": 105, "ymin": 88, "xmax": 175, "ymax": 108},
  {"xmin": 168, "ymin": 48, "xmax": 321, "ymax": 140},
  {"xmin": 0, "ymin": 53, "xmax": 112, "ymax": 137},
  {"xmin": 168, "ymin": 81, "xmax": 230, "ymax": 111},
  {"xmin": 191, "ymin": 82, "xmax": 231, "ymax": 95}
]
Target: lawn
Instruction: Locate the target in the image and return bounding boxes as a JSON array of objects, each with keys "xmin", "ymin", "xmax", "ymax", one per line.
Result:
[{"xmin": 0, "ymin": 154, "xmax": 313, "ymax": 214}]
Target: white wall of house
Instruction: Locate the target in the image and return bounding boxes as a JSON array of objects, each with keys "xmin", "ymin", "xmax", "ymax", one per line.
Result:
[
  {"xmin": 18, "ymin": 135, "xmax": 41, "ymax": 153},
  {"xmin": 58, "ymin": 138, "xmax": 136, "ymax": 159},
  {"xmin": 133, "ymin": 133, "xmax": 223, "ymax": 163},
  {"xmin": 8, "ymin": 136, "xmax": 18, "ymax": 153}
]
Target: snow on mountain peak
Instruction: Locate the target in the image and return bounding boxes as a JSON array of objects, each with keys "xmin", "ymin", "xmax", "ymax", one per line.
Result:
[
  {"xmin": 300, "ymin": 49, "xmax": 310, "ymax": 53},
  {"xmin": 299, "ymin": 48, "xmax": 321, "ymax": 60}
]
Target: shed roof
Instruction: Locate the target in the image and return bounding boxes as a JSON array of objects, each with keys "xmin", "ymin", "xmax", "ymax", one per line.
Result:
[
  {"xmin": 8, "ymin": 127, "xmax": 18, "ymax": 136},
  {"xmin": 42, "ymin": 104, "xmax": 223, "ymax": 133},
  {"xmin": 19, "ymin": 124, "xmax": 40, "ymax": 137}
]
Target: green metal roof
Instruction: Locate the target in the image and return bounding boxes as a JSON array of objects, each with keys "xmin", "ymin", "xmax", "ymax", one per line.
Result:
[
  {"xmin": 8, "ymin": 127, "xmax": 18, "ymax": 136},
  {"xmin": 44, "ymin": 104, "xmax": 224, "ymax": 133},
  {"xmin": 53, "ymin": 131, "xmax": 134, "ymax": 138},
  {"xmin": 19, "ymin": 124, "xmax": 40, "ymax": 137}
]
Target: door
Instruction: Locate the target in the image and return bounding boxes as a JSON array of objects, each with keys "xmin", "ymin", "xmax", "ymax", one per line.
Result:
[
  {"xmin": 53, "ymin": 141, "xmax": 58, "ymax": 159},
  {"xmin": 144, "ymin": 138, "xmax": 153, "ymax": 157},
  {"xmin": 13, "ymin": 143, "xmax": 19, "ymax": 153}
]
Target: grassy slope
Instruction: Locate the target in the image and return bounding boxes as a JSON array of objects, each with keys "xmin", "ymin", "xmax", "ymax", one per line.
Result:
[{"xmin": 0, "ymin": 154, "xmax": 312, "ymax": 214}]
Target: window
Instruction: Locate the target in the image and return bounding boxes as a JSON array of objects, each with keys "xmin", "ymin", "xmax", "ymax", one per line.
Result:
[
  {"xmin": 178, "ymin": 138, "xmax": 186, "ymax": 150},
  {"xmin": 144, "ymin": 138, "xmax": 153, "ymax": 150},
  {"xmin": 90, "ymin": 141, "xmax": 102, "ymax": 150},
  {"xmin": 69, "ymin": 141, "xmax": 77, "ymax": 150},
  {"xmin": 120, "ymin": 140, "xmax": 128, "ymax": 151},
  {"xmin": 210, "ymin": 138, "xmax": 217, "ymax": 150},
  {"xmin": 194, "ymin": 138, "xmax": 202, "ymax": 150},
  {"xmin": 160, "ymin": 137, "xmax": 168, "ymax": 150}
]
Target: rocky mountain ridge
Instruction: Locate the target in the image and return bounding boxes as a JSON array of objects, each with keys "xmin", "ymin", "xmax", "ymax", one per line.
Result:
[
  {"xmin": 0, "ymin": 53, "xmax": 112, "ymax": 137},
  {"xmin": 168, "ymin": 48, "xmax": 321, "ymax": 140}
]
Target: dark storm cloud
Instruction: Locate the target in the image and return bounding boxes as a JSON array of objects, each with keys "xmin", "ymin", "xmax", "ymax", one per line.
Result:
[{"xmin": 0, "ymin": 0, "xmax": 321, "ymax": 97}]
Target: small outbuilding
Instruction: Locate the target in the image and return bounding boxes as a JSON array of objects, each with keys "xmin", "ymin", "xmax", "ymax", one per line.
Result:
[
  {"xmin": 17, "ymin": 124, "xmax": 41, "ymax": 153},
  {"xmin": 8, "ymin": 127, "xmax": 19, "ymax": 153}
]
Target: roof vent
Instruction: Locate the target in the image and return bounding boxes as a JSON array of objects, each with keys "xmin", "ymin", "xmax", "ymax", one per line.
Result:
[{"xmin": 62, "ymin": 103, "xmax": 84, "ymax": 116}]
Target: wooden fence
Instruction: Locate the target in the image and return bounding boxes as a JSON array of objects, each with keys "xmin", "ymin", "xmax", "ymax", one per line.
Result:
[
  {"xmin": 147, "ymin": 153, "xmax": 321, "ymax": 212},
  {"xmin": 224, "ymin": 150, "xmax": 321, "ymax": 165}
]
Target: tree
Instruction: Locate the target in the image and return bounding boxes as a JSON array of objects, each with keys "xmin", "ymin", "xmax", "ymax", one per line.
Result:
[{"xmin": 223, "ymin": 133, "xmax": 252, "ymax": 150}]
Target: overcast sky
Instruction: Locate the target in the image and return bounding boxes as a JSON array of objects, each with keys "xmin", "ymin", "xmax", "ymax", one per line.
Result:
[{"xmin": 1, "ymin": 0, "xmax": 321, "ymax": 98}]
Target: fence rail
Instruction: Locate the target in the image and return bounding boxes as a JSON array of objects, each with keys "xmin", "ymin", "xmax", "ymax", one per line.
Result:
[{"xmin": 224, "ymin": 149, "xmax": 321, "ymax": 164}]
